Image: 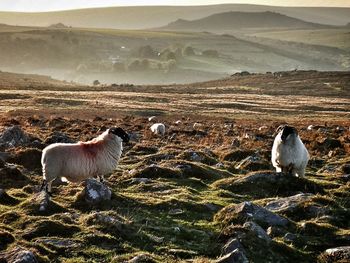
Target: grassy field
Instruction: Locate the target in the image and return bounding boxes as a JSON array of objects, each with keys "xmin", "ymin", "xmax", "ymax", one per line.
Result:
[
  {"xmin": 0, "ymin": 70, "xmax": 349, "ymax": 121},
  {"xmin": 0, "ymin": 71, "xmax": 349, "ymax": 262},
  {"xmin": 250, "ymin": 29, "xmax": 350, "ymax": 51}
]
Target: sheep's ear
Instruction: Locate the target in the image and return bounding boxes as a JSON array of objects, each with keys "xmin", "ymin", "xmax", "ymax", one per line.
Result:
[
  {"xmin": 108, "ymin": 128, "xmax": 116, "ymax": 134},
  {"xmin": 109, "ymin": 127, "xmax": 129, "ymax": 142},
  {"xmin": 276, "ymin": 125, "xmax": 285, "ymax": 133},
  {"xmin": 109, "ymin": 127, "xmax": 123, "ymax": 135},
  {"xmin": 273, "ymin": 125, "xmax": 284, "ymax": 137}
]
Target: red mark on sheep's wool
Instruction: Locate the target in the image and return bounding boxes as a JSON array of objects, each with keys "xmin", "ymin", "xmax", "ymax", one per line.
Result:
[{"xmin": 79, "ymin": 141, "xmax": 102, "ymax": 158}]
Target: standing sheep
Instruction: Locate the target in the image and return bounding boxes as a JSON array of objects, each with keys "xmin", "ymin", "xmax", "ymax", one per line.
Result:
[
  {"xmin": 41, "ymin": 127, "xmax": 129, "ymax": 193},
  {"xmin": 150, "ymin": 123, "xmax": 165, "ymax": 136},
  {"xmin": 271, "ymin": 125, "xmax": 309, "ymax": 177}
]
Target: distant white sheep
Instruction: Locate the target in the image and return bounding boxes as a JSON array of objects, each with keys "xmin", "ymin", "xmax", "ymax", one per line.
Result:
[
  {"xmin": 193, "ymin": 122, "xmax": 202, "ymax": 129},
  {"xmin": 41, "ymin": 127, "xmax": 129, "ymax": 193},
  {"xmin": 150, "ymin": 123, "xmax": 165, "ymax": 135},
  {"xmin": 271, "ymin": 125, "xmax": 309, "ymax": 177}
]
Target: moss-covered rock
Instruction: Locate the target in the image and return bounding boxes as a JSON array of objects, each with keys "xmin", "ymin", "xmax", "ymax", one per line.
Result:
[
  {"xmin": 213, "ymin": 171, "xmax": 324, "ymax": 198},
  {"xmin": 0, "ymin": 165, "xmax": 30, "ymax": 188},
  {"xmin": 0, "ymin": 230, "xmax": 15, "ymax": 250},
  {"xmin": 220, "ymin": 149, "xmax": 255, "ymax": 162},
  {"xmin": 22, "ymin": 220, "xmax": 80, "ymax": 240},
  {"xmin": 215, "ymin": 201, "xmax": 290, "ymax": 228},
  {"xmin": 8, "ymin": 148, "xmax": 42, "ymax": 171}
]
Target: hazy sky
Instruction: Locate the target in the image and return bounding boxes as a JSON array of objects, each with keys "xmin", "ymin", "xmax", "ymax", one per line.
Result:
[{"xmin": 0, "ymin": 0, "xmax": 349, "ymax": 12}]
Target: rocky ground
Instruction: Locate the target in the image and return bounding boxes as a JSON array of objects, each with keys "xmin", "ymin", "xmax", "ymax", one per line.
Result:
[{"xmin": 0, "ymin": 114, "xmax": 349, "ymax": 263}]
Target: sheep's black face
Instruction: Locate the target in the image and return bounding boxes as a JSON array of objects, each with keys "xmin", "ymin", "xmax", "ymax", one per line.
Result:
[
  {"xmin": 109, "ymin": 127, "xmax": 130, "ymax": 143},
  {"xmin": 280, "ymin": 125, "xmax": 297, "ymax": 142}
]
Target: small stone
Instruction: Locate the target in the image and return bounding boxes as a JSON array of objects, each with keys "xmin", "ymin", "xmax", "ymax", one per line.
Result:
[
  {"xmin": 243, "ymin": 221, "xmax": 272, "ymax": 243},
  {"xmin": 84, "ymin": 179, "xmax": 111, "ymax": 204},
  {"xmin": 176, "ymin": 164, "xmax": 192, "ymax": 171},
  {"xmin": 190, "ymin": 151, "xmax": 202, "ymax": 162},
  {"xmin": 283, "ymin": 232, "xmax": 298, "ymax": 243},
  {"xmin": 265, "ymin": 193, "xmax": 314, "ymax": 213},
  {"xmin": 27, "ymin": 191, "xmax": 50, "ymax": 212},
  {"xmin": 215, "ymin": 162, "xmax": 225, "ymax": 168},
  {"xmin": 267, "ymin": 226, "xmax": 287, "ymax": 237},
  {"xmin": 169, "ymin": 209, "xmax": 184, "ymax": 215},
  {"xmin": 2, "ymin": 247, "xmax": 38, "ymax": 263},
  {"xmin": 0, "ymin": 126, "xmax": 31, "ymax": 148},
  {"xmin": 322, "ymin": 246, "xmax": 350, "ymax": 262},
  {"xmin": 222, "ymin": 238, "xmax": 245, "ymax": 255},
  {"xmin": 131, "ymin": 178, "xmax": 151, "ymax": 184},
  {"xmin": 215, "ymin": 248, "xmax": 249, "ymax": 263},
  {"xmin": 220, "ymin": 201, "xmax": 289, "ymax": 227},
  {"xmin": 35, "ymin": 237, "xmax": 80, "ymax": 249},
  {"xmin": 147, "ymin": 234, "xmax": 164, "ymax": 243},
  {"xmin": 128, "ymin": 254, "xmax": 156, "ymax": 263}
]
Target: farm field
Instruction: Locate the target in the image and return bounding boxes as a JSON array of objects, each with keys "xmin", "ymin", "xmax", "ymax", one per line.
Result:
[
  {"xmin": 249, "ymin": 28, "xmax": 350, "ymax": 51},
  {"xmin": 0, "ymin": 24, "xmax": 349, "ymax": 85},
  {"xmin": 0, "ymin": 70, "xmax": 349, "ymax": 262}
]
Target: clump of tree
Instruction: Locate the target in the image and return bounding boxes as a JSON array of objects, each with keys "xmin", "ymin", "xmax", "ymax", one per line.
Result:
[
  {"xmin": 202, "ymin": 49, "xmax": 219, "ymax": 58},
  {"xmin": 183, "ymin": 46, "xmax": 195, "ymax": 56},
  {"xmin": 159, "ymin": 48, "xmax": 177, "ymax": 61},
  {"xmin": 127, "ymin": 59, "xmax": 151, "ymax": 71},
  {"xmin": 49, "ymin": 23, "xmax": 70, "ymax": 29},
  {"xmin": 134, "ymin": 45, "xmax": 157, "ymax": 58}
]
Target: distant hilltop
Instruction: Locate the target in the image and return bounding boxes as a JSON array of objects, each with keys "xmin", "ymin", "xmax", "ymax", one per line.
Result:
[
  {"xmin": 48, "ymin": 23, "xmax": 70, "ymax": 28},
  {"xmin": 159, "ymin": 11, "xmax": 332, "ymax": 31},
  {"xmin": 0, "ymin": 4, "xmax": 349, "ymax": 29}
]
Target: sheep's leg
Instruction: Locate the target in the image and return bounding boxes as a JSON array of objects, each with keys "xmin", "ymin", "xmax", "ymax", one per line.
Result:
[
  {"xmin": 281, "ymin": 166, "xmax": 288, "ymax": 173},
  {"xmin": 287, "ymin": 163, "xmax": 294, "ymax": 175},
  {"xmin": 275, "ymin": 166, "xmax": 282, "ymax": 173},
  {"xmin": 40, "ymin": 179, "xmax": 47, "ymax": 192},
  {"xmin": 40, "ymin": 179, "xmax": 53, "ymax": 196},
  {"xmin": 294, "ymin": 168, "xmax": 305, "ymax": 178},
  {"xmin": 274, "ymin": 160, "xmax": 282, "ymax": 173},
  {"xmin": 98, "ymin": 175, "xmax": 105, "ymax": 183},
  {"xmin": 47, "ymin": 181, "xmax": 53, "ymax": 195}
]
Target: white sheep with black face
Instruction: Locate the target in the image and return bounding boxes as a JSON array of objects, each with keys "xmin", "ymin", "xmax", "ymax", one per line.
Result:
[
  {"xmin": 150, "ymin": 123, "xmax": 165, "ymax": 136},
  {"xmin": 271, "ymin": 125, "xmax": 309, "ymax": 177},
  {"xmin": 41, "ymin": 127, "xmax": 129, "ymax": 194}
]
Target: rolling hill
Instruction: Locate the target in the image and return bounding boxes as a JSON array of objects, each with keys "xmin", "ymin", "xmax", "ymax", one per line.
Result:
[
  {"xmin": 0, "ymin": 4, "xmax": 349, "ymax": 30},
  {"xmin": 0, "ymin": 24, "xmax": 348, "ymax": 85},
  {"xmin": 160, "ymin": 11, "xmax": 330, "ymax": 31}
]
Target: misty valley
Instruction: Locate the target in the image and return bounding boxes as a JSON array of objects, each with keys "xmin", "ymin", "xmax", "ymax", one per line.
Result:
[{"xmin": 0, "ymin": 9, "xmax": 349, "ymax": 85}]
